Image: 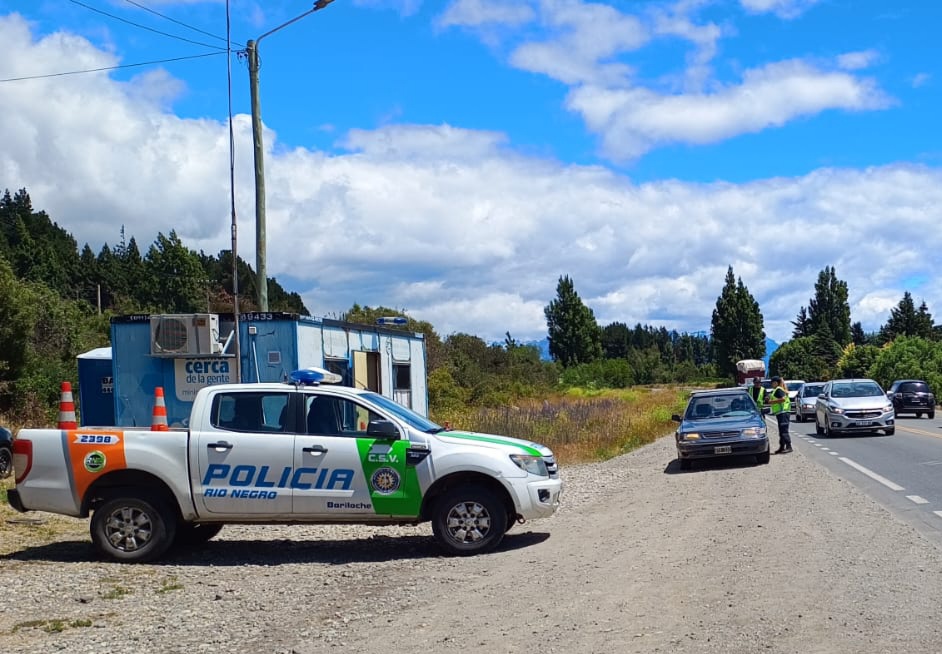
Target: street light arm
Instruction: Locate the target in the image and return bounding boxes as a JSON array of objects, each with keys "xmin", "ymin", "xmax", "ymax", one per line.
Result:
[{"xmin": 256, "ymin": 0, "xmax": 336, "ymax": 45}]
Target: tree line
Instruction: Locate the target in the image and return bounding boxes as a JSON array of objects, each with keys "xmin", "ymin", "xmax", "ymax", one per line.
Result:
[
  {"xmin": 544, "ymin": 262, "xmax": 942, "ymax": 395},
  {"xmin": 1, "ymin": 186, "xmax": 938, "ymax": 423}
]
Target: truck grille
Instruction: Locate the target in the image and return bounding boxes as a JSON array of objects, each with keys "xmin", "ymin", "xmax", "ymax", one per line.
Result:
[{"xmin": 544, "ymin": 456, "xmax": 559, "ymax": 478}]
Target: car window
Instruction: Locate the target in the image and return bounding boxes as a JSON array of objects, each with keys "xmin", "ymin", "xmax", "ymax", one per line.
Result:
[
  {"xmin": 802, "ymin": 384, "xmax": 824, "ymax": 397},
  {"xmin": 212, "ymin": 392, "xmax": 291, "ymax": 433},
  {"xmin": 899, "ymin": 382, "xmax": 930, "ymax": 393},
  {"xmin": 786, "ymin": 382, "xmax": 804, "ymax": 392},
  {"xmin": 304, "ymin": 395, "xmax": 384, "ymax": 437},
  {"xmin": 833, "ymin": 382, "xmax": 883, "ymax": 397},
  {"xmin": 686, "ymin": 394, "xmax": 755, "ymax": 419}
]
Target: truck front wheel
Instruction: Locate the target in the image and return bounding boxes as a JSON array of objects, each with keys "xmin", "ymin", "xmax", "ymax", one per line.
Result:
[
  {"xmin": 432, "ymin": 485, "xmax": 507, "ymax": 556},
  {"xmin": 90, "ymin": 494, "xmax": 177, "ymax": 563}
]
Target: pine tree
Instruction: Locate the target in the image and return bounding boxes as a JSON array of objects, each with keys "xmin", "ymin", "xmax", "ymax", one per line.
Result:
[
  {"xmin": 807, "ymin": 266, "xmax": 852, "ymax": 346},
  {"xmin": 880, "ymin": 293, "xmax": 936, "ymax": 342},
  {"xmin": 710, "ymin": 266, "xmax": 766, "ymax": 380},
  {"xmin": 544, "ymin": 275, "xmax": 602, "ymax": 367},
  {"xmin": 792, "ymin": 306, "xmax": 811, "ymax": 338}
]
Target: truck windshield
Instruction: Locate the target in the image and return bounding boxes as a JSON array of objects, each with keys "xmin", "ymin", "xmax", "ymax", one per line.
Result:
[{"xmin": 361, "ymin": 392, "xmax": 442, "ymax": 433}]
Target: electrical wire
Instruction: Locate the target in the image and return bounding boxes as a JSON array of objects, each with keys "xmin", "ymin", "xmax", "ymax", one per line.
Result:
[
  {"xmin": 67, "ymin": 0, "xmax": 227, "ymax": 51},
  {"xmin": 122, "ymin": 0, "xmax": 244, "ymax": 48},
  {"xmin": 0, "ymin": 52, "xmax": 226, "ymax": 83}
]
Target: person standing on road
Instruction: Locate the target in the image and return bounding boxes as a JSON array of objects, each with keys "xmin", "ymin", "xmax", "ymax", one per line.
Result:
[
  {"xmin": 769, "ymin": 376, "xmax": 792, "ymax": 454},
  {"xmin": 750, "ymin": 377, "xmax": 766, "ymax": 406}
]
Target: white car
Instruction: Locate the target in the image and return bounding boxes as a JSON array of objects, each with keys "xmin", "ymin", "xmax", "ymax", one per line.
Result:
[{"xmin": 784, "ymin": 380, "xmax": 806, "ymax": 415}]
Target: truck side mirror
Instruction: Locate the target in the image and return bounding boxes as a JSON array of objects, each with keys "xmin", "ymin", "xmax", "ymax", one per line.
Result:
[
  {"xmin": 671, "ymin": 414, "xmax": 682, "ymax": 422},
  {"xmin": 366, "ymin": 419, "xmax": 400, "ymax": 439}
]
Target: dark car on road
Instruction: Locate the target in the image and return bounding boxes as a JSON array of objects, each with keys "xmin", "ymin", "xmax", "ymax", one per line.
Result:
[
  {"xmin": 886, "ymin": 380, "xmax": 936, "ymax": 419},
  {"xmin": 673, "ymin": 388, "xmax": 770, "ymax": 470},
  {"xmin": 0, "ymin": 426, "xmax": 12, "ymax": 479}
]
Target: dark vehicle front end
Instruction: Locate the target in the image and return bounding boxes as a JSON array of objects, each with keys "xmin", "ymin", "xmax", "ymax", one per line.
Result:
[{"xmin": 673, "ymin": 390, "xmax": 770, "ymax": 470}]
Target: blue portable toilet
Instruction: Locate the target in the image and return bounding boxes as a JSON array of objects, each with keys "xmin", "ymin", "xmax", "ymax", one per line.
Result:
[{"xmin": 77, "ymin": 347, "xmax": 115, "ymax": 426}]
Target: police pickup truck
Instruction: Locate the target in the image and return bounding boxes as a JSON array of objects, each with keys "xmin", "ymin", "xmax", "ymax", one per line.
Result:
[{"xmin": 7, "ymin": 369, "xmax": 562, "ymax": 562}]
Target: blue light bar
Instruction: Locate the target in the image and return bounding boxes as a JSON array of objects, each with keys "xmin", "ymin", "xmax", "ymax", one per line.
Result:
[{"xmin": 289, "ymin": 367, "xmax": 342, "ymax": 385}]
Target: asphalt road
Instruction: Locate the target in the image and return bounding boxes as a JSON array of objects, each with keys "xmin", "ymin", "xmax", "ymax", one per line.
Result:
[{"xmin": 776, "ymin": 410, "xmax": 942, "ymax": 547}]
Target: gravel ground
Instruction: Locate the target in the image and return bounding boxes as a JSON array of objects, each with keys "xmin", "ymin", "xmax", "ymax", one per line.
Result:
[{"xmin": 3, "ymin": 435, "xmax": 942, "ymax": 653}]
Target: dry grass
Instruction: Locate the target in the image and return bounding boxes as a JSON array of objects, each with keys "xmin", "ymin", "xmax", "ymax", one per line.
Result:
[{"xmin": 433, "ymin": 385, "xmax": 696, "ymax": 464}]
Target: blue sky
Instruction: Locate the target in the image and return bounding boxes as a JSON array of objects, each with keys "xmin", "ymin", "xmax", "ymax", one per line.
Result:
[{"xmin": 1, "ymin": 0, "xmax": 941, "ymax": 346}]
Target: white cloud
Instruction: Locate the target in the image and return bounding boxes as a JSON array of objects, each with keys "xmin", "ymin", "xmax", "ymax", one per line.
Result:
[
  {"xmin": 912, "ymin": 72, "xmax": 931, "ymax": 88},
  {"xmin": 567, "ymin": 59, "xmax": 893, "ymax": 160},
  {"xmin": 837, "ymin": 50, "xmax": 879, "ymax": 71},
  {"xmin": 437, "ymin": 0, "xmax": 536, "ymax": 29},
  {"xmin": 438, "ymin": 1, "xmax": 890, "ymax": 163},
  {"xmin": 1, "ymin": 13, "xmax": 939, "ymax": 347},
  {"xmin": 739, "ymin": 0, "xmax": 821, "ymax": 19},
  {"xmin": 507, "ymin": 1, "xmax": 648, "ymax": 86}
]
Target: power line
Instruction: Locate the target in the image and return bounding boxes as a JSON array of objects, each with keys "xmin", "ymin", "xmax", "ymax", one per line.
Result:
[
  {"xmin": 67, "ymin": 0, "xmax": 228, "ymax": 51},
  {"xmin": 0, "ymin": 52, "xmax": 226, "ymax": 83},
  {"xmin": 122, "ymin": 0, "xmax": 244, "ymax": 48}
]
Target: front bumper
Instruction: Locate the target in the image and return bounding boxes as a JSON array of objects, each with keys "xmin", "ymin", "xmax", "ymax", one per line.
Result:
[
  {"xmin": 676, "ymin": 437, "xmax": 769, "ymax": 460},
  {"xmin": 824, "ymin": 409, "xmax": 894, "ymax": 433},
  {"xmin": 516, "ymin": 477, "xmax": 562, "ymax": 519}
]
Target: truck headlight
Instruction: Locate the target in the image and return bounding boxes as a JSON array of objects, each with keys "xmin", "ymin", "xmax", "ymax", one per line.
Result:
[
  {"xmin": 509, "ymin": 454, "xmax": 548, "ymax": 477},
  {"xmin": 681, "ymin": 432, "xmax": 701, "ymax": 441},
  {"xmin": 828, "ymin": 404, "xmax": 844, "ymax": 414},
  {"xmin": 741, "ymin": 427, "xmax": 766, "ymax": 438},
  {"xmin": 882, "ymin": 403, "xmax": 893, "ymax": 413}
]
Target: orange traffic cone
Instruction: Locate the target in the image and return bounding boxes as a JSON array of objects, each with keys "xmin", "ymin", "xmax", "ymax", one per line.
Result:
[
  {"xmin": 58, "ymin": 381, "xmax": 78, "ymax": 430},
  {"xmin": 151, "ymin": 387, "xmax": 169, "ymax": 431}
]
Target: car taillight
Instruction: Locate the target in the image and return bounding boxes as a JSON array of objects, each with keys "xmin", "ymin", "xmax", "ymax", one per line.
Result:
[{"xmin": 12, "ymin": 439, "xmax": 32, "ymax": 484}]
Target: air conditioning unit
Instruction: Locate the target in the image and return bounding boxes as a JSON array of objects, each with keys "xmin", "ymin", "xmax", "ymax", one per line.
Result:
[{"xmin": 150, "ymin": 314, "xmax": 223, "ymax": 357}]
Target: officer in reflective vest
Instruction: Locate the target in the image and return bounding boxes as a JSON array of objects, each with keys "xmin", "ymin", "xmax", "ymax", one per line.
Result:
[
  {"xmin": 769, "ymin": 376, "xmax": 792, "ymax": 454},
  {"xmin": 750, "ymin": 377, "xmax": 766, "ymax": 406}
]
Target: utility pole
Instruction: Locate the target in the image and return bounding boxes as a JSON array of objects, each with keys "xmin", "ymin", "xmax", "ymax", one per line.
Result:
[{"xmin": 247, "ymin": 0, "xmax": 336, "ymax": 312}]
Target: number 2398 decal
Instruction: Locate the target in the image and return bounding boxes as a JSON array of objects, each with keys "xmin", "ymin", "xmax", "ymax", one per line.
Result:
[{"xmin": 73, "ymin": 434, "xmax": 121, "ymax": 445}]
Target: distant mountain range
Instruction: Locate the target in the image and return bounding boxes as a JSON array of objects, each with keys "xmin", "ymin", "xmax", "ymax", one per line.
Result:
[{"xmin": 764, "ymin": 337, "xmax": 780, "ymax": 369}]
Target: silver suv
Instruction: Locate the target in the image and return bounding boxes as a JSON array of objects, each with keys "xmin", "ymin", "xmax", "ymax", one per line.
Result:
[{"xmin": 814, "ymin": 379, "xmax": 895, "ymax": 437}]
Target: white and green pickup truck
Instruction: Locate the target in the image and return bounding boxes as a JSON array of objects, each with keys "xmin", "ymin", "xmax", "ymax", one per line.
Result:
[{"xmin": 8, "ymin": 371, "xmax": 562, "ymax": 562}]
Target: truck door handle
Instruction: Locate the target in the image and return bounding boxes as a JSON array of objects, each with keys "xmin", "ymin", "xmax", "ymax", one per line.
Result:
[
  {"xmin": 303, "ymin": 445, "xmax": 328, "ymax": 456},
  {"xmin": 207, "ymin": 441, "xmax": 233, "ymax": 451}
]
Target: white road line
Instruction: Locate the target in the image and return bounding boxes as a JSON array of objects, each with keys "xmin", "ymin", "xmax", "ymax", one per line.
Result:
[
  {"xmin": 934, "ymin": 511, "xmax": 942, "ymax": 519},
  {"xmin": 907, "ymin": 495, "xmax": 930, "ymax": 504},
  {"xmin": 829, "ymin": 452, "xmax": 839, "ymax": 456},
  {"xmin": 821, "ymin": 447, "xmax": 830, "ymax": 451},
  {"xmin": 838, "ymin": 457, "xmax": 905, "ymax": 491}
]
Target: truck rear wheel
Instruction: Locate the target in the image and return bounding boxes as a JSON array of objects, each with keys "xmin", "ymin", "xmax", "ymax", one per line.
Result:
[
  {"xmin": 431, "ymin": 485, "xmax": 507, "ymax": 556},
  {"xmin": 90, "ymin": 493, "xmax": 177, "ymax": 563}
]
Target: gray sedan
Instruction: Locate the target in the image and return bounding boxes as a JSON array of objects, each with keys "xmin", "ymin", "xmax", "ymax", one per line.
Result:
[
  {"xmin": 815, "ymin": 379, "xmax": 895, "ymax": 437},
  {"xmin": 794, "ymin": 382, "xmax": 825, "ymax": 422}
]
